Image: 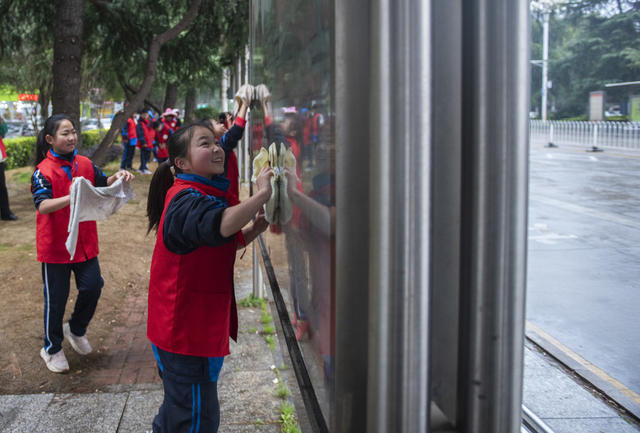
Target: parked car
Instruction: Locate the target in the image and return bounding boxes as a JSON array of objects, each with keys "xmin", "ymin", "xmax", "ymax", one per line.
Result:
[
  {"xmin": 81, "ymin": 117, "xmax": 112, "ymax": 131},
  {"xmin": 4, "ymin": 121, "xmax": 36, "ymax": 138}
]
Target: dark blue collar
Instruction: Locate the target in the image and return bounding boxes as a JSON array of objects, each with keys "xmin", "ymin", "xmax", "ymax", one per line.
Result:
[
  {"xmin": 177, "ymin": 173, "xmax": 230, "ymax": 191},
  {"xmin": 49, "ymin": 149, "xmax": 77, "ymax": 162}
]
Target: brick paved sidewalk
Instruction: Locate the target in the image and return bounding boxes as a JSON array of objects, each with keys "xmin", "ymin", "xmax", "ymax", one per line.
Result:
[{"xmin": 0, "ymin": 268, "xmax": 303, "ymax": 432}]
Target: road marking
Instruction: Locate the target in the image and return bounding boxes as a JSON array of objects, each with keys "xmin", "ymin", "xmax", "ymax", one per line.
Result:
[
  {"xmin": 589, "ymin": 155, "xmax": 599, "ymax": 161},
  {"xmin": 526, "ymin": 321, "xmax": 640, "ymax": 406},
  {"xmin": 528, "ymin": 223, "xmax": 578, "ymax": 244},
  {"xmin": 528, "ymin": 232, "xmax": 578, "ymax": 244},
  {"xmin": 531, "ymin": 196, "xmax": 640, "ymax": 231}
]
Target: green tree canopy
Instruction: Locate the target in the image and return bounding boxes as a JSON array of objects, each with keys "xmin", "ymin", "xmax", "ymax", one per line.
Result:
[{"xmin": 531, "ymin": 0, "xmax": 640, "ymax": 118}]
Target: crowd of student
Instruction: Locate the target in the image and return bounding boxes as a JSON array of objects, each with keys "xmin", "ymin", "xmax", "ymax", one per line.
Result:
[{"xmin": 120, "ymin": 107, "xmax": 181, "ymax": 174}]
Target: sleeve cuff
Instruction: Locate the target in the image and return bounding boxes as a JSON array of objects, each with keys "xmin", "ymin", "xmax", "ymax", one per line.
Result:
[
  {"xmin": 234, "ymin": 117, "xmax": 247, "ymax": 128},
  {"xmin": 236, "ymin": 230, "xmax": 246, "ymax": 247}
]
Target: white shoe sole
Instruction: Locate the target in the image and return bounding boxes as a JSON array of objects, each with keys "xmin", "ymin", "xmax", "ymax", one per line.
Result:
[
  {"xmin": 63, "ymin": 323, "xmax": 92, "ymax": 355},
  {"xmin": 40, "ymin": 348, "xmax": 69, "ymax": 373}
]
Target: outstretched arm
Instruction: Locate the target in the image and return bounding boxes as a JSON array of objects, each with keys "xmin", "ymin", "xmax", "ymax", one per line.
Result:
[{"xmin": 220, "ymin": 166, "xmax": 273, "ymax": 237}]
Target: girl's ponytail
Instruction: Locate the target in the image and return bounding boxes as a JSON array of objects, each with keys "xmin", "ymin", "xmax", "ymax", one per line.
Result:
[
  {"xmin": 34, "ymin": 129, "xmax": 50, "ymax": 166},
  {"xmin": 147, "ymin": 161, "xmax": 175, "ymax": 234}
]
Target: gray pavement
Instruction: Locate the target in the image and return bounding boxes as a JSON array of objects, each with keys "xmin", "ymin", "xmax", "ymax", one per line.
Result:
[
  {"xmin": 0, "ymin": 269, "xmax": 298, "ymax": 433},
  {"xmin": 524, "ymin": 340, "xmax": 640, "ymax": 433}
]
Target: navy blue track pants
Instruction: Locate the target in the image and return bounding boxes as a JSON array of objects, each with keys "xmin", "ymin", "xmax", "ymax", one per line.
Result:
[
  {"xmin": 42, "ymin": 257, "xmax": 103, "ymax": 355},
  {"xmin": 121, "ymin": 143, "xmax": 136, "ymax": 169},
  {"xmin": 151, "ymin": 344, "xmax": 224, "ymax": 433}
]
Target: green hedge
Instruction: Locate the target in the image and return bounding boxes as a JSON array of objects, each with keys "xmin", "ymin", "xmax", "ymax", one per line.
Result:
[
  {"xmin": 2, "ymin": 129, "xmax": 116, "ymax": 169},
  {"xmin": 3, "ymin": 137, "xmax": 34, "ymax": 169},
  {"xmin": 604, "ymin": 115, "xmax": 629, "ymax": 122}
]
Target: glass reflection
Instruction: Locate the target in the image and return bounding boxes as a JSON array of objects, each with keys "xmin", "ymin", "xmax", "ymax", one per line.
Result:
[{"xmin": 250, "ymin": 0, "xmax": 334, "ymax": 422}]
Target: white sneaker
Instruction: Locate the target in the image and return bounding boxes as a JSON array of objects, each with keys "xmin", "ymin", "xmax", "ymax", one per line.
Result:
[
  {"xmin": 143, "ymin": 169, "xmax": 152, "ymax": 174},
  {"xmin": 63, "ymin": 322, "xmax": 92, "ymax": 355},
  {"xmin": 40, "ymin": 348, "xmax": 69, "ymax": 373}
]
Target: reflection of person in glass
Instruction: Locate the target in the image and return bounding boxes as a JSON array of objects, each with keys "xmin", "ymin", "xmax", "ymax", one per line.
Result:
[
  {"xmin": 261, "ymin": 99, "xmax": 310, "ymax": 340},
  {"xmin": 284, "ymin": 131, "xmax": 334, "ymax": 384}
]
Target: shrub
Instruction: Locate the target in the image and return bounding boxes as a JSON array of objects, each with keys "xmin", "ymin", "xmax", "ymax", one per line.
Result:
[
  {"xmin": 604, "ymin": 115, "xmax": 629, "ymax": 122},
  {"xmin": 558, "ymin": 114, "xmax": 588, "ymax": 121},
  {"xmin": 3, "ymin": 137, "xmax": 36, "ymax": 169},
  {"xmin": 2, "ymin": 129, "xmax": 118, "ymax": 169}
]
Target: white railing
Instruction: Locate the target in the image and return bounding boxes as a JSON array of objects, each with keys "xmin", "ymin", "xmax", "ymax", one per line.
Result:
[{"xmin": 530, "ymin": 120, "xmax": 640, "ymax": 151}]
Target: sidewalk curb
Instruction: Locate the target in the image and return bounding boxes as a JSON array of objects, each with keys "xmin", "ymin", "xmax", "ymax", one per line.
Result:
[{"xmin": 525, "ymin": 321, "xmax": 640, "ymax": 422}]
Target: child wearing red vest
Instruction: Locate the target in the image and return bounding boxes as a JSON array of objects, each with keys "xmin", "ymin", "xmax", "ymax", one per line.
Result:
[
  {"xmin": 120, "ymin": 114, "xmax": 138, "ymax": 170},
  {"xmin": 146, "ymin": 121, "xmax": 272, "ymax": 433},
  {"xmin": 136, "ymin": 108, "xmax": 155, "ymax": 174},
  {"xmin": 156, "ymin": 109, "xmax": 179, "ymax": 164},
  {"xmin": 31, "ymin": 114, "xmax": 134, "ymax": 373}
]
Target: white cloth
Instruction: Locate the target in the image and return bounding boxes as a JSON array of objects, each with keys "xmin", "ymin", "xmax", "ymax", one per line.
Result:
[
  {"xmin": 254, "ymin": 84, "xmax": 271, "ymax": 104},
  {"xmin": 233, "ymin": 84, "xmax": 255, "ymax": 116},
  {"xmin": 65, "ymin": 176, "xmax": 135, "ymax": 260}
]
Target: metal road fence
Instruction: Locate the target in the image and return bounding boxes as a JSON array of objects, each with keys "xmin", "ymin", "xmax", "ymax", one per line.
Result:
[{"xmin": 530, "ymin": 120, "xmax": 640, "ymax": 151}]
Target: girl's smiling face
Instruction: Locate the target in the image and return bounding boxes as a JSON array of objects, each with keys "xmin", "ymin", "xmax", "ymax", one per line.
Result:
[
  {"xmin": 46, "ymin": 119, "xmax": 77, "ymax": 155},
  {"xmin": 179, "ymin": 126, "xmax": 225, "ymax": 177}
]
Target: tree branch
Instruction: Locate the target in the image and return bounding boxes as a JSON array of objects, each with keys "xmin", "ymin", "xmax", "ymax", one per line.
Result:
[
  {"xmin": 156, "ymin": 0, "xmax": 203, "ymax": 46},
  {"xmin": 91, "ymin": 0, "xmax": 203, "ymax": 165}
]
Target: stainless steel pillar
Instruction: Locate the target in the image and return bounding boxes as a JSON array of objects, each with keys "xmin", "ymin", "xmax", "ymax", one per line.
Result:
[
  {"xmin": 368, "ymin": 0, "xmax": 431, "ymax": 431},
  {"xmin": 457, "ymin": 0, "xmax": 530, "ymax": 432},
  {"xmin": 334, "ymin": 0, "xmax": 371, "ymax": 431}
]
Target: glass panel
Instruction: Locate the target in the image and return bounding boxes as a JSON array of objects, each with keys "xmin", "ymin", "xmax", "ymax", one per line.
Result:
[{"xmin": 250, "ymin": 0, "xmax": 334, "ymax": 422}]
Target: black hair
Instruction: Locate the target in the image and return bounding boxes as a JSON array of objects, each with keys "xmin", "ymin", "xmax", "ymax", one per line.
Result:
[
  {"xmin": 138, "ymin": 107, "xmax": 149, "ymax": 115},
  {"xmin": 34, "ymin": 114, "xmax": 75, "ymax": 166},
  {"xmin": 218, "ymin": 112, "xmax": 232, "ymax": 124},
  {"xmin": 146, "ymin": 121, "xmax": 216, "ymax": 234}
]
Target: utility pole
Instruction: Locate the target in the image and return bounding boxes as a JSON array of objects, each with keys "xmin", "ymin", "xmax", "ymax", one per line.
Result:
[{"xmin": 541, "ymin": 11, "xmax": 549, "ymax": 122}]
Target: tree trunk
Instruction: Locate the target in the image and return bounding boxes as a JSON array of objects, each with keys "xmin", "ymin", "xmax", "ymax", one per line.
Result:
[
  {"xmin": 163, "ymin": 83, "xmax": 178, "ymax": 111},
  {"xmin": 91, "ymin": 0, "xmax": 203, "ymax": 166},
  {"xmin": 39, "ymin": 79, "xmax": 53, "ymax": 127},
  {"xmin": 184, "ymin": 87, "xmax": 197, "ymax": 123},
  {"xmin": 52, "ymin": 0, "xmax": 84, "ymax": 131}
]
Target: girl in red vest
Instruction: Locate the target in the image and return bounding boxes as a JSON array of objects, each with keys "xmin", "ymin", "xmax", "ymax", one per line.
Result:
[
  {"xmin": 136, "ymin": 108, "xmax": 155, "ymax": 174},
  {"xmin": 156, "ymin": 109, "xmax": 178, "ymax": 164},
  {"xmin": 31, "ymin": 114, "xmax": 134, "ymax": 373},
  {"xmin": 146, "ymin": 121, "xmax": 272, "ymax": 433}
]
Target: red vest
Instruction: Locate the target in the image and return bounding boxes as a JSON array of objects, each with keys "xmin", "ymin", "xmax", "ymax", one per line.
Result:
[
  {"xmin": 226, "ymin": 150, "xmax": 239, "ymax": 199},
  {"xmin": 137, "ymin": 118, "xmax": 155, "ymax": 149},
  {"xmin": 157, "ymin": 144, "xmax": 169, "ymax": 159},
  {"xmin": 147, "ymin": 178, "xmax": 244, "ymax": 357},
  {"xmin": 159, "ymin": 118, "xmax": 177, "ymax": 144},
  {"xmin": 312, "ymin": 112, "xmax": 322, "ymax": 135},
  {"xmin": 0, "ymin": 137, "xmax": 7, "ymax": 161},
  {"xmin": 126, "ymin": 117, "xmax": 137, "ymax": 140},
  {"xmin": 35, "ymin": 151, "xmax": 98, "ymax": 263},
  {"xmin": 302, "ymin": 116, "xmax": 312, "ymax": 147}
]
